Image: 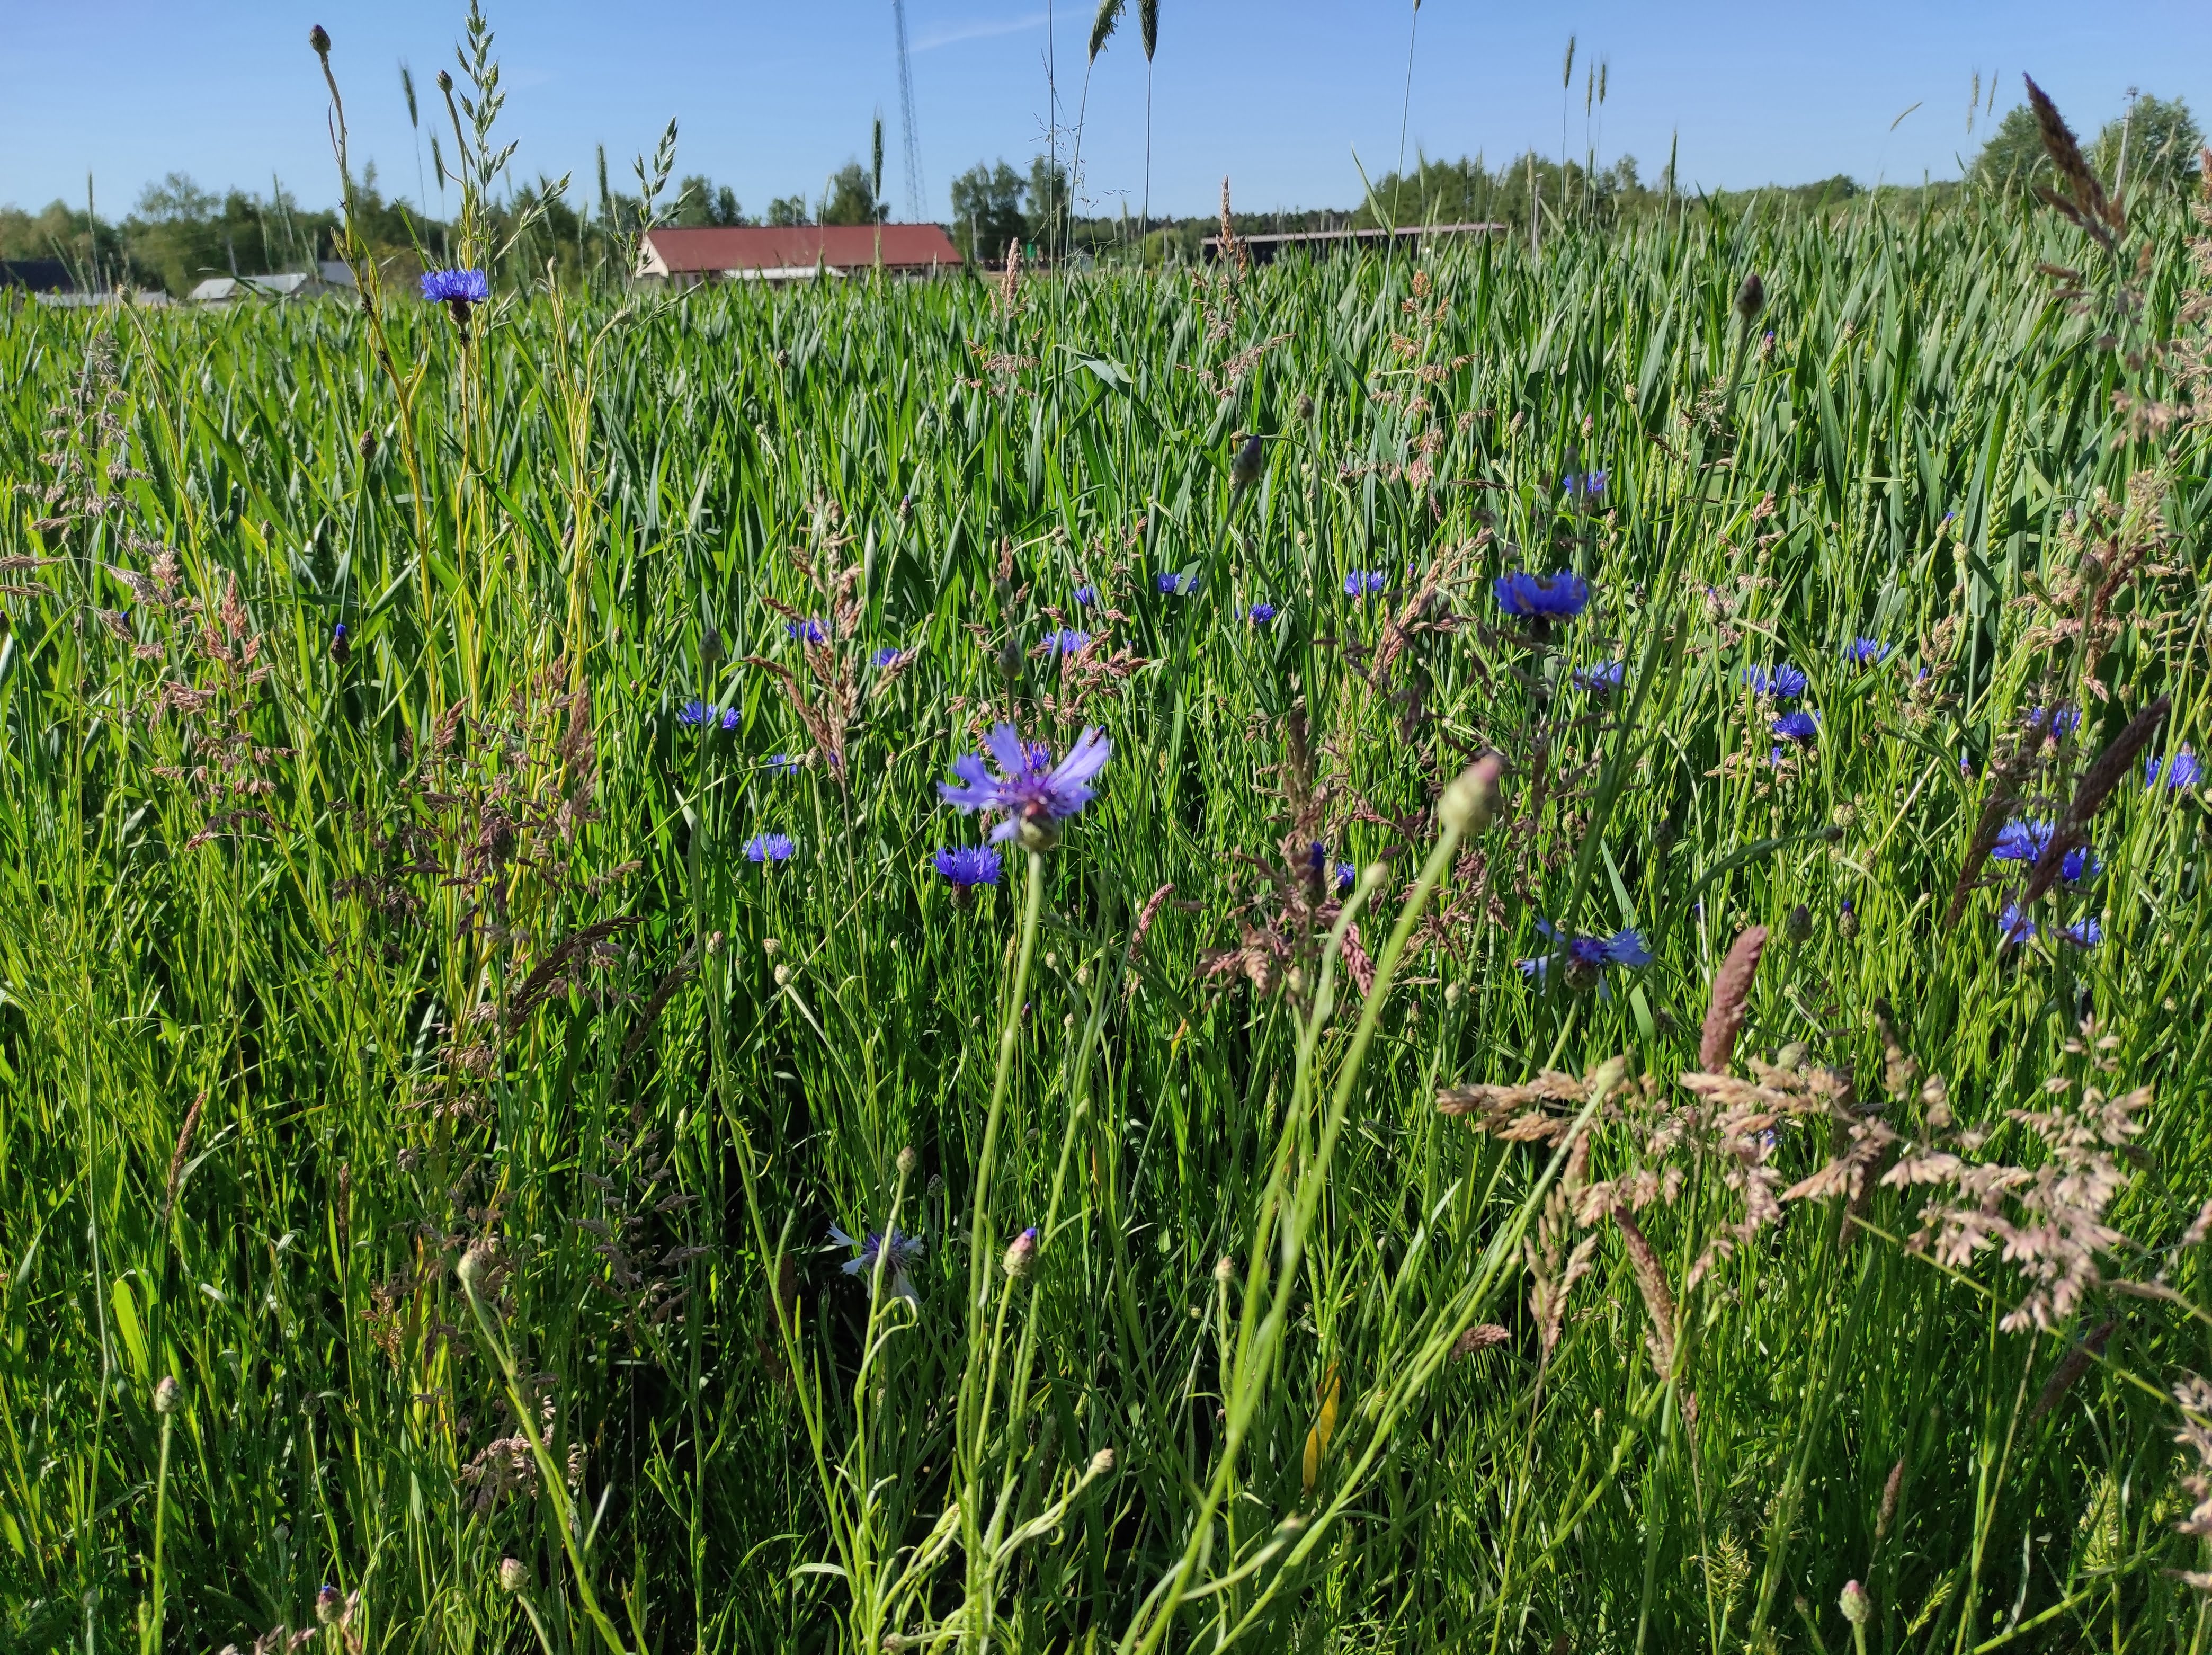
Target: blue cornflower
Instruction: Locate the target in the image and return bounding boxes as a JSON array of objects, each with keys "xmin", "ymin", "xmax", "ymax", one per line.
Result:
[
  {"xmin": 1493, "ymin": 571, "xmax": 1591, "ymax": 621},
  {"xmin": 1573, "ymin": 661, "xmax": 1625, "ymax": 693},
  {"xmin": 1997, "ymin": 902, "xmax": 2036, "ymax": 948},
  {"xmin": 787, "ymin": 618, "xmax": 828, "ymax": 645},
  {"xmin": 1772, "ymin": 709, "xmax": 1820, "ymax": 745},
  {"xmin": 828, "ymin": 1223, "xmax": 924, "ymax": 1304},
  {"xmin": 767, "ymin": 753, "xmax": 803, "ymax": 776},
  {"xmin": 719, "ymin": 708, "xmax": 741, "ymax": 731},
  {"xmin": 1045, "ymin": 628, "xmax": 1091, "ymax": 655},
  {"xmin": 1843, "ymin": 637, "xmax": 1890, "ymax": 666},
  {"xmin": 332, "ymin": 621, "xmax": 347, "ymax": 643},
  {"xmin": 1072, "ymin": 584, "xmax": 1097, "ymax": 607},
  {"xmin": 744, "ymin": 832, "xmax": 795, "ymax": 864},
  {"xmin": 1344, "ymin": 570, "xmax": 1388, "ymax": 598},
  {"xmin": 2059, "ymin": 916, "xmax": 2103, "ymax": 948},
  {"xmin": 1335, "ymin": 861, "xmax": 1357, "ymax": 895},
  {"xmin": 1246, "ymin": 601, "xmax": 1279, "ymax": 624},
  {"xmin": 2026, "ymin": 705, "xmax": 2080, "ymax": 740},
  {"xmin": 939, "ymin": 723, "xmax": 1111, "ymax": 847},
  {"xmin": 2146, "ymin": 748, "xmax": 2201, "ymax": 789},
  {"xmin": 870, "ymin": 646, "xmax": 902, "ymax": 668},
  {"xmin": 2060, "ymin": 846, "xmax": 2098, "ymax": 883},
  {"xmin": 1156, "ymin": 570, "xmax": 1197, "ymax": 595},
  {"xmin": 1560, "ymin": 468, "xmax": 1608, "ymax": 503},
  {"xmin": 933, "ymin": 844, "xmax": 1003, "ymax": 892},
  {"xmin": 1991, "ymin": 819, "xmax": 2053, "ymax": 865},
  {"xmin": 420, "ymin": 268, "xmax": 489, "ymax": 306},
  {"xmin": 1744, "ymin": 663, "xmax": 1809, "ymax": 699},
  {"xmin": 1519, "ymin": 920, "xmax": 1651, "ymax": 988},
  {"xmin": 676, "ymin": 699, "xmax": 709, "ymax": 726}
]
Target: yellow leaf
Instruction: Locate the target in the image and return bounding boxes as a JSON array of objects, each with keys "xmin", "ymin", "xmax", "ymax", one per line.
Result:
[{"xmin": 1301, "ymin": 1365, "xmax": 1341, "ymax": 1496}]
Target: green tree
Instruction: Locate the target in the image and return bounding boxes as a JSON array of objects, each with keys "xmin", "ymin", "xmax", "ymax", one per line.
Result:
[
  {"xmin": 673, "ymin": 175, "xmax": 745, "ymax": 228},
  {"xmin": 766, "ymin": 195, "xmax": 811, "ymax": 227},
  {"xmin": 1025, "ymin": 155, "xmax": 1069, "ymax": 253},
  {"xmin": 2094, "ymin": 95, "xmax": 2205, "ymax": 191},
  {"xmin": 1974, "ymin": 104, "xmax": 2055, "ymax": 194},
  {"xmin": 821, "ymin": 161, "xmax": 885, "ymax": 226},
  {"xmin": 949, "ymin": 160, "xmax": 1025, "ymax": 264}
]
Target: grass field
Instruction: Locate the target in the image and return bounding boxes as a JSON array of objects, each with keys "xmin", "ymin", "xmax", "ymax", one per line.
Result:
[{"xmin": 4, "ymin": 115, "xmax": 2212, "ymax": 1653}]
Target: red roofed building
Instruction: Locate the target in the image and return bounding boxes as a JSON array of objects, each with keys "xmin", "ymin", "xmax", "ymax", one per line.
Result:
[{"xmin": 638, "ymin": 225, "xmax": 964, "ymax": 286}]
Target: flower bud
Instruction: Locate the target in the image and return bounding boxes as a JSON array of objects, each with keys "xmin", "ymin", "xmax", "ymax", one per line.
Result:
[
  {"xmin": 1838, "ymin": 900, "xmax": 1860, "ymax": 940},
  {"xmin": 1296, "ymin": 393, "xmax": 1315, "ymax": 422},
  {"xmin": 1736, "ymin": 271, "xmax": 1765, "ymax": 322},
  {"xmin": 456, "ymin": 1240, "xmax": 496, "ymax": 1297},
  {"xmin": 315, "ymin": 1585, "xmax": 344, "ymax": 1625},
  {"xmin": 1775, "ymin": 1042, "xmax": 1809, "ymax": 1072},
  {"xmin": 152, "ymin": 1376, "xmax": 183, "ymax": 1416},
  {"xmin": 1002, "ymin": 1226, "xmax": 1039, "ymax": 1278},
  {"xmin": 762, "ymin": 937, "xmax": 781, "ymax": 956},
  {"xmin": 435, "ymin": 69, "xmax": 453, "ymax": 94},
  {"xmin": 773, "ymin": 964, "xmax": 792, "ymax": 987},
  {"xmin": 309, "ymin": 25, "xmax": 331, "ymax": 58},
  {"xmin": 357, "ymin": 429, "xmax": 377, "ymax": 462},
  {"xmin": 997, "ymin": 634, "xmax": 1024, "ymax": 681},
  {"xmin": 1212, "ymin": 1254, "xmax": 1236, "ymax": 1285},
  {"xmin": 1839, "ymin": 1580, "xmax": 1871, "ymax": 1626},
  {"xmin": 1086, "ymin": 1446, "xmax": 1116, "ymax": 1478},
  {"xmin": 1016, "ymin": 814, "xmax": 1060, "ymax": 854},
  {"xmin": 1783, "ymin": 903, "xmax": 1813, "ymax": 944},
  {"xmin": 498, "ymin": 1556, "xmax": 528, "ymax": 1594},
  {"xmin": 1444, "ymin": 981, "xmax": 1462, "ymax": 1006},
  {"xmin": 1438, "ymin": 753, "xmax": 1505, "ymax": 835},
  {"xmin": 896, "ymin": 1144, "xmax": 918, "ymax": 1177}
]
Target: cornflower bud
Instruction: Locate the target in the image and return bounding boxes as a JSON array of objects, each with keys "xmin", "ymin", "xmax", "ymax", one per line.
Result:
[
  {"xmin": 498, "ymin": 1556, "xmax": 528, "ymax": 1593},
  {"xmin": 152, "ymin": 1376, "xmax": 183, "ymax": 1416},
  {"xmin": 1838, "ymin": 899, "xmax": 1860, "ymax": 940},
  {"xmin": 1212, "ymin": 1254, "xmax": 1236, "ymax": 1285},
  {"xmin": 315, "ymin": 1585, "xmax": 344, "ymax": 1625},
  {"xmin": 456, "ymin": 1240, "xmax": 495, "ymax": 1297},
  {"xmin": 309, "ymin": 24, "xmax": 331, "ymax": 58},
  {"xmin": 1775, "ymin": 1042, "xmax": 1809, "ymax": 1072},
  {"xmin": 1438, "ymin": 753, "xmax": 1506, "ymax": 834},
  {"xmin": 1783, "ymin": 903, "xmax": 1813, "ymax": 944},
  {"xmin": 436, "ymin": 69, "xmax": 452, "ymax": 93},
  {"xmin": 1736, "ymin": 271, "xmax": 1765, "ymax": 322},
  {"xmin": 1086, "ymin": 1446, "xmax": 1116, "ymax": 1478},
  {"xmin": 1002, "ymin": 1226, "xmax": 1039, "ymax": 1278},
  {"xmin": 773, "ymin": 964, "xmax": 792, "ymax": 987},
  {"xmin": 1839, "ymin": 1580, "xmax": 1871, "ymax": 1625},
  {"xmin": 896, "ymin": 1144, "xmax": 918, "ymax": 1177}
]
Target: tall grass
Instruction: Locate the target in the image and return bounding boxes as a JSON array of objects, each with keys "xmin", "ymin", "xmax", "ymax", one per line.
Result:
[{"xmin": 2, "ymin": 156, "xmax": 2210, "ymax": 1654}]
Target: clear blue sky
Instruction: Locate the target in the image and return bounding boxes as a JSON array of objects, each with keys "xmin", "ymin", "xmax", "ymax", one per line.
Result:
[{"xmin": 3, "ymin": 2, "xmax": 2207, "ymax": 221}]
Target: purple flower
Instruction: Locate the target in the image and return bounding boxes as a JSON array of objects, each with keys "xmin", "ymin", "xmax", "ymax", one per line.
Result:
[
  {"xmin": 2059, "ymin": 916, "xmax": 2103, "ymax": 948},
  {"xmin": 1519, "ymin": 920, "xmax": 1651, "ymax": 985},
  {"xmin": 933, "ymin": 845, "xmax": 1002, "ymax": 891},
  {"xmin": 828, "ymin": 1223, "xmax": 924, "ymax": 1303},
  {"xmin": 1992, "ymin": 819, "xmax": 2053, "ymax": 864},
  {"xmin": 1246, "ymin": 601, "xmax": 1278, "ymax": 624},
  {"xmin": 1157, "ymin": 570, "xmax": 1197, "ymax": 595},
  {"xmin": 677, "ymin": 699, "xmax": 708, "ymax": 726},
  {"xmin": 1573, "ymin": 661, "xmax": 1625, "ymax": 693},
  {"xmin": 2146, "ymin": 748, "xmax": 2201, "ymax": 789},
  {"xmin": 767, "ymin": 753, "xmax": 803, "ymax": 776},
  {"xmin": 420, "ymin": 268, "xmax": 489, "ymax": 306},
  {"xmin": 1335, "ymin": 861, "xmax": 1357, "ymax": 895},
  {"xmin": 1843, "ymin": 637, "xmax": 1890, "ymax": 666},
  {"xmin": 870, "ymin": 646, "xmax": 902, "ymax": 668},
  {"xmin": 2060, "ymin": 846, "xmax": 2098, "ymax": 883},
  {"xmin": 1344, "ymin": 570, "xmax": 1388, "ymax": 598},
  {"xmin": 1072, "ymin": 584, "xmax": 1097, "ymax": 607},
  {"xmin": 720, "ymin": 708, "xmax": 742, "ymax": 731},
  {"xmin": 1560, "ymin": 469, "xmax": 1608, "ymax": 503},
  {"xmin": 1493, "ymin": 571, "xmax": 1591, "ymax": 621},
  {"xmin": 1772, "ymin": 709, "xmax": 1820, "ymax": 745},
  {"xmin": 1997, "ymin": 902, "xmax": 2036, "ymax": 948},
  {"xmin": 744, "ymin": 832, "xmax": 795, "ymax": 864},
  {"xmin": 1045, "ymin": 628, "xmax": 1091, "ymax": 655},
  {"xmin": 2026, "ymin": 705, "xmax": 2080, "ymax": 740},
  {"xmin": 939, "ymin": 724, "xmax": 1111, "ymax": 847},
  {"xmin": 1744, "ymin": 663, "xmax": 1808, "ymax": 699},
  {"xmin": 787, "ymin": 618, "xmax": 828, "ymax": 645}
]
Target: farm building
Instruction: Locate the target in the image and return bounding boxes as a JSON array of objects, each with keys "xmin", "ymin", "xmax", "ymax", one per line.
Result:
[
  {"xmin": 1202, "ymin": 223, "xmax": 1505, "ymax": 265},
  {"xmin": 0, "ymin": 260, "xmax": 75, "ymax": 293},
  {"xmin": 186, "ymin": 262, "xmax": 358, "ymax": 304},
  {"xmin": 637, "ymin": 225, "xmax": 963, "ymax": 287}
]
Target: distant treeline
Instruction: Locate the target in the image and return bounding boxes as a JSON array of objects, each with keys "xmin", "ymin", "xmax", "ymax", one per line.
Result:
[{"xmin": 4, "ymin": 95, "xmax": 2198, "ymax": 295}]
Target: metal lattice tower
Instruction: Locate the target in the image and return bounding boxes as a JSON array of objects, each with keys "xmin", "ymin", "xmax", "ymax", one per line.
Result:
[{"xmin": 890, "ymin": 0, "xmax": 926, "ymax": 221}]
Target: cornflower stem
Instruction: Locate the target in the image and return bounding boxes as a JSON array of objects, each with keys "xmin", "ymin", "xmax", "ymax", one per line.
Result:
[
  {"xmin": 849, "ymin": 1159, "xmax": 913, "ymax": 1644},
  {"xmin": 140, "ymin": 1413, "xmax": 171, "ymax": 1655},
  {"xmin": 461, "ymin": 1279, "xmax": 629, "ymax": 1655},
  {"xmin": 957, "ymin": 846, "xmax": 1047, "ymax": 1649}
]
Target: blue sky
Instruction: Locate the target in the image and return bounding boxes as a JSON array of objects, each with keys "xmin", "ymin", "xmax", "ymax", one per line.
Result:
[{"xmin": 3, "ymin": 2, "xmax": 2207, "ymax": 221}]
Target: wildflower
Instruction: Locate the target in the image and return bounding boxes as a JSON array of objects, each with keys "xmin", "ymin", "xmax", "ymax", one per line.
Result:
[
  {"xmin": 1343, "ymin": 570, "xmax": 1388, "ymax": 598},
  {"xmin": 1157, "ymin": 570, "xmax": 1196, "ymax": 595},
  {"xmin": 1572, "ymin": 661, "xmax": 1624, "ymax": 693},
  {"xmin": 932, "ymin": 844, "xmax": 1002, "ymax": 894},
  {"xmin": 316, "ymin": 1586, "xmax": 344, "ymax": 1626},
  {"xmin": 1772, "ymin": 709, "xmax": 1819, "ymax": 745},
  {"xmin": 1072, "ymin": 584, "xmax": 1096, "ymax": 607},
  {"xmin": 2060, "ymin": 846, "xmax": 2099, "ymax": 883},
  {"xmin": 1230, "ymin": 431, "xmax": 1265, "ymax": 492},
  {"xmin": 744, "ymin": 832, "xmax": 795, "ymax": 864},
  {"xmin": 939, "ymin": 723, "xmax": 1111, "ymax": 849},
  {"xmin": 786, "ymin": 618, "xmax": 828, "ymax": 644},
  {"xmin": 1494, "ymin": 570, "xmax": 1591, "ymax": 621},
  {"xmin": 1843, "ymin": 637, "xmax": 1890, "ymax": 666},
  {"xmin": 719, "ymin": 708, "xmax": 741, "ymax": 731},
  {"xmin": 2026, "ymin": 704, "xmax": 2080, "ymax": 740},
  {"xmin": 828, "ymin": 1223, "xmax": 924, "ymax": 1304},
  {"xmin": 1002, "ymin": 1226, "xmax": 1040, "ymax": 1278},
  {"xmin": 2146, "ymin": 748, "xmax": 2201, "ymax": 789},
  {"xmin": 1997, "ymin": 902, "xmax": 2036, "ymax": 947},
  {"xmin": 329, "ymin": 621, "xmax": 350, "ymax": 663},
  {"xmin": 1743, "ymin": 663, "xmax": 1808, "ymax": 699},
  {"xmin": 676, "ymin": 699, "xmax": 708, "ymax": 727},
  {"xmin": 1246, "ymin": 601, "xmax": 1278, "ymax": 624},
  {"xmin": 1519, "ymin": 920, "xmax": 1650, "ymax": 993},
  {"xmin": 1838, "ymin": 898, "xmax": 1860, "ymax": 940},
  {"xmin": 2059, "ymin": 916, "xmax": 2103, "ymax": 948},
  {"xmin": 421, "ymin": 268, "xmax": 489, "ymax": 331},
  {"xmin": 1334, "ymin": 861, "xmax": 1357, "ymax": 895},
  {"xmin": 1992, "ymin": 818, "xmax": 2063, "ymax": 867},
  {"xmin": 767, "ymin": 753, "xmax": 802, "ymax": 776},
  {"xmin": 869, "ymin": 646, "xmax": 902, "ymax": 668},
  {"xmin": 1045, "ymin": 628, "xmax": 1091, "ymax": 655},
  {"xmin": 1560, "ymin": 468, "xmax": 1607, "ymax": 503}
]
